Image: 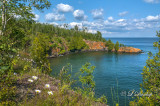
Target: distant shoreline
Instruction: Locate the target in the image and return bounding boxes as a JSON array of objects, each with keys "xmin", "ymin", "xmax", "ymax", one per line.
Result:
[{"xmin": 48, "ymin": 48, "xmax": 143, "ymax": 58}]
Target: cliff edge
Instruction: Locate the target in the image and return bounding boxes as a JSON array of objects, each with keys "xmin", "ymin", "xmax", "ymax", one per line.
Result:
[
  {"xmin": 50, "ymin": 39, "xmax": 142, "ymax": 57},
  {"xmin": 84, "ymin": 40, "xmax": 142, "ymax": 53}
]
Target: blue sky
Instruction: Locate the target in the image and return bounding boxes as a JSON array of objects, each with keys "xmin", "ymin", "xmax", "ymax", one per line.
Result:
[{"xmin": 33, "ymin": 0, "xmax": 160, "ymax": 37}]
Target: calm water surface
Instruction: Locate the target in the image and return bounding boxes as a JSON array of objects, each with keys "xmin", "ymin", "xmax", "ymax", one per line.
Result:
[{"xmin": 49, "ymin": 38, "xmax": 158, "ymax": 106}]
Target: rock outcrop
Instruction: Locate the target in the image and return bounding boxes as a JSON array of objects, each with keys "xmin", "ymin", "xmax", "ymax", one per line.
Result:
[
  {"xmin": 49, "ymin": 39, "xmax": 142, "ymax": 57},
  {"xmin": 84, "ymin": 40, "xmax": 142, "ymax": 53},
  {"xmin": 84, "ymin": 40, "xmax": 107, "ymax": 51},
  {"xmin": 118, "ymin": 47, "xmax": 142, "ymax": 53}
]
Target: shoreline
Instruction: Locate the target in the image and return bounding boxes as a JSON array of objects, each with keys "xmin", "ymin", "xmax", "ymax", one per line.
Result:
[{"xmin": 48, "ymin": 48, "xmax": 143, "ymax": 58}]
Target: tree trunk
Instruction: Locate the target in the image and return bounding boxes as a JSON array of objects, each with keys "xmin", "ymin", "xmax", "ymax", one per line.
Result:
[{"xmin": 1, "ymin": 0, "xmax": 6, "ymax": 36}]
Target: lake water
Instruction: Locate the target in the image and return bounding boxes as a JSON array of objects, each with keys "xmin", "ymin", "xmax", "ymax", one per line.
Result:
[{"xmin": 49, "ymin": 38, "xmax": 159, "ymax": 106}]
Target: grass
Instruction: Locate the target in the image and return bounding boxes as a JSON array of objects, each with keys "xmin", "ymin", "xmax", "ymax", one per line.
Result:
[{"xmin": 2, "ymin": 69, "xmax": 107, "ymax": 106}]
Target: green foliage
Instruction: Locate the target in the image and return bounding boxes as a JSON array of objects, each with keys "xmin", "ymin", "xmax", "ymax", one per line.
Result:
[
  {"xmin": 78, "ymin": 63, "xmax": 108, "ymax": 104},
  {"xmin": 59, "ymin": 64, "xmax": 73, "ymax": 86},
  {"xmin": 60, "ymin": 84, "xmax": 70, "ymax": 94},
  {"xmin": 130, "ymin": 89, "xmax": 155, "ymax": 106},
  {"xmin": 31, "ymin": 23, "xmax": 106, "ymax": 42},
  {"xmin": 1, "ymin": 0, "xmax": 51, "ymax": 37},
  {"xmin": 79, "ymin": 63, "xmax": 96, "ymax": 97},
  {"xmin": 141, "ymin": 31, "xmax": 160, "ymax": 105},
  {"xmin": 130, "ymin": 31, "xmax": 160, "ymax": 105},
  {"xmin": 0, "ymin": 72, "xmax": 17, "ymax": 105},
  {"xmin": 120, "ymin": 43, "xmax": 126, "ymax": 47},
  {"xmin": 0, "ymin": 0, "xmax": 41, "ymax": 102},
  {"xmin": 96, "ymin": 31, "xmax": 102, "ymax": 40},
  {"xmin": 50, "ymin": 37, "xmax": 67, "ymax": 55},
  {"xmin": 30, "ymin": 33, "xmax": 51, "ymax": 73},
  {"xmin": 69, "ymin": 36, "xmax": 87, "ymax": 51},
  {"xmin": 74, "ymin": 25, "xmax": 79, "ymax": 32},
  {"xmin": 105, "ymin": 39, "xmax": 115, "ymax": 51},
  {"xmin": 97, "ymin": 95, "xmax": 107, "ymax": 104},
  {"xmin": 0, "ymin": 36, "xmax": 18, "ymax": 75},
  {"xmin": 115, "ymin": 41, "xmax": 119, "ymax": 52},
  {"xmin": 0, "ymin": 0, "xmax": 110, "ymax": 105},
  {"xmin": 59, "ymin": 50, "xmax": 66, "ymax": 54}
]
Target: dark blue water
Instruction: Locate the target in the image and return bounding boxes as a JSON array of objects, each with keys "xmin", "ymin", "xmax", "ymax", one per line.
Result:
[{"xmin": 49, "ymin": 38, "xmax": 159, "ymax": 106}]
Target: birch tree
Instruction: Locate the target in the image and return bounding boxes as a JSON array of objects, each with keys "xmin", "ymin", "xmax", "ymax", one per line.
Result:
[{"xmin": 0, "ymin": 0, "xmax": 51, "ymax": 36}]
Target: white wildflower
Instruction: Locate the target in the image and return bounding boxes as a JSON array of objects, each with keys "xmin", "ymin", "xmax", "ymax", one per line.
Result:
[
  {"xmin": 47, "ymin": 91, "xmax": 53, "ymax": 95},
  {"xmin": 45, "ymin": 84, "xmax": 50, "ymax": 88},
  {"xmin": 35, "ymin": 90, "xmax": 41, "ymax": 93},
  {"xmin": 14, "ymin": 72, "xmax": 17, "ymax": 75},
  {"xmin": 32, "ymin": 76, "xmax": 38, "ymax": 80},
  {"xmin": 28, "ymin": 79, "xmax": 33, "ymax": 82}
]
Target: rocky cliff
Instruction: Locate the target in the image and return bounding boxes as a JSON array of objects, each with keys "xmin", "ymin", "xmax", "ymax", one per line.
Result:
[
  {"xmin": 84, "ymin": 40, "xmax": 107, "ymax": 51},
  {"xmin": 50, "ymin": 39, "xmax": 142, "ymax": 57},
  {"xmin": 84, "ymin": 40, "xmax": 142, "ymax": 53}
]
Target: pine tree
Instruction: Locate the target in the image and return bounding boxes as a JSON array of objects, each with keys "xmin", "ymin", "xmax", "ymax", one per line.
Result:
[{"xmin": 115, "ymin": 41, "xmax": 119, "ymax": 52}]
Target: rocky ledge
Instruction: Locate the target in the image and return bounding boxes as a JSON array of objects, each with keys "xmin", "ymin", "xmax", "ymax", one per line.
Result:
[
  {"xmin": 118, "ymin": 47, "xmax": 142, "ymax": 53},
  {"xmin": 84, "ymin": 40, "xmax": 107, "ymax": 51},
  {"xmin": 49, "ymin": 40, "xmax": 142, "ymax": 58},
  {"xmin": 84, "ymin": 40, "xmax": 142, "ymax": 53}
]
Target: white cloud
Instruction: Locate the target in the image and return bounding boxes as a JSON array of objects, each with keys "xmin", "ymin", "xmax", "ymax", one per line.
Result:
[
  {"xmin": 73, "ymin": 10, "xmax": 87, "ymax": 21},
  {"xmin": 44, "ymin": 12, "xmax": 160, "ymax": 37},
  {"xmin": 117, "ymin": 19, "xmax": 125, "ymax": 22},
  {"xmin": 56, "ymin": 3, "xmax": 73, "ymax": 13},
  {"xmin": 33, "ymin": 14, "xmax": 40, "ymax": 21},
  {"xmin": 83, "ymin": 21, "xmax": 103, "ymax": 28},
  {"xmin": 119, "ymin": 11, "xmax": 128, "ymax": 16},
  {"xmin": 81, "ymin": 15, "xmax": 160, "ymax": 35},
  {"xmin": 91, "ymin": 9, "xmax": 104, "ymax": 19},
  {"xmin": 45, "ymin": 13, "xmax": 65, "ymax": 21},
  {"xmin": 49, "ymin": 22, "xmax": 59, "ymax": 26},
  {"xmin": 108, "ymin": 17, "xmax": 114, "ymax": 21},
  {"xmin": 144, "ymin": 0, "xmax": 159, "ymax": 3},
  {"xmin": 88, "ymin": 29, "xmax": 97, "ymax": 34},
  {"xmin": 13, "ymin": 13, "xmax": 39, "ymax": 21},
  {"xmin": 80, "ymin": 15, "xmax": 160, "ymax": 37},
  {"xmin": 145, "ymin": 15, "xmax": 160, "ymax": 21},
  {"xmin": 69, "ymin": 22, "xmax": 83, "ymax": 29}
]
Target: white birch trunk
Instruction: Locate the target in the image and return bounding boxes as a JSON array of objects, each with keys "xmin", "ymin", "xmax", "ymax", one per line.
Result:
[{"xmin": 1, "ymin": 0, "xmax": 6, "ymax": 36}]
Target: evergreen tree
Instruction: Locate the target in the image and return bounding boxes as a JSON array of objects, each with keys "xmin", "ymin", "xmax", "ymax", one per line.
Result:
[
  {"xmin": 115, "ymin": 41, "xmax": 119, "ymax": 52},
  {"xmin": 105, "ymin": 39, "xmax": 114, "ymax": 51},
  {"xmin": 69, "ymin": 36, "xmax": 87, "ymax": 51}
]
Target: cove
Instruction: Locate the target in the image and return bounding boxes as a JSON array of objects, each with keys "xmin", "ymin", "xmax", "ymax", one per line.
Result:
[{"xmin": 49, "ymin": 38, "xmax": 158, "ymax": 106}]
